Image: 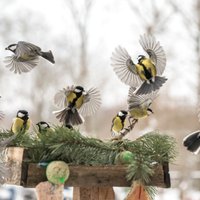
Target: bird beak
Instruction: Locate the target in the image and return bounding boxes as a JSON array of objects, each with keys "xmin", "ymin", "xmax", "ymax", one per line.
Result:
[
  {"xmin": 5, "ymin": 47, "xmax": 8, "ymax": 50},
  {"xmin": 147, "ymin": 108, "xmax": 153, "ymax": 114}
]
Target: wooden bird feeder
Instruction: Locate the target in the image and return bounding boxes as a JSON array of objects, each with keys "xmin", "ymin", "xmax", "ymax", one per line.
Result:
[{"xmin": 4, "ymin": 147, "xmax": 171, "ymax": 200}]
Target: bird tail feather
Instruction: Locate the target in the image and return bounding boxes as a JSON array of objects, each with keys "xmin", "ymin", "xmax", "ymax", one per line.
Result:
[
  {"xmin": 136, "ymin": 76, "xmax": 167, "ymax": 95},
  {"xmin": 183, "ymin": 131, "xmax": 200, "ymax": 154},
  {"xmin": 41, "ymin": 50, "xmax": 55, "ymax": 64},
  {"xmin": 53, "ymin": 107, "xmax": 83, "ymax": 126}
]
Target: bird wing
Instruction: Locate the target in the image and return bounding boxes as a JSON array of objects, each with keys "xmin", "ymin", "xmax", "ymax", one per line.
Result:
[
  {"xmin": 111, "ymin": 46, "xmax": 142, "ymax": 87},
  {"xmin": 128, "ymin": 87, "xmax": 137, "ymax": 97},
  {"xmin": 0, "ymin": 96, "xmax": 4, "ymax": 120},
  {"xmin": 0, "ymin": 111, "xmax": 4, "ymax": 120},
  {"xmin": 54, "ymin": 85, "xmax": 76, "ymax": 108},
  {"xmin": 128, "ymin": 92, "xmax": 158, "ymax": 109},
  {"xmin": 139, "ymin": 34, "xmax": 166, "ymax": 75},
  {"xmin": 15, "ymin": 41, "xmax": 41, "ymax": 57},
  {"xmin": 4, "ymin": 55, "xmax": 38, "ymax": 74},
  {"xmin": 11, "ymin": 118, "xmax": 24, "ymax": 134},
  {"xmin": 79, "ymin": 87, "xmax": 101, "ymax": 117}
]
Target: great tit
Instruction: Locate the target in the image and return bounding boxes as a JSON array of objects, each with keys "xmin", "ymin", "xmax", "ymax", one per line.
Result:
[
  {"xmin": 127, "ymin": 87, "xmax": 158, "ymax": 119},
  {"xmin": 11, "ymin": 110, "xmax": 30, "ymax": 134},
  {"xmin": 4, "ymin": 41, "xmax": 55, "ymax": 74},
  {"xmin": 36, "ymin": 121, "xmax": 50, "ymax": 133},
  {"xmin": 111, "ymin": 34, "xmax": 167, "ymax": 95},
  {"xmin": 183, "ymin": 131, "xmax": 200, "ymax": 154},
  {"xmin": 111, "ymin": 110, "xmax": 128, "ymax": 137},
  {"xmin": 53, "ymin": 85, "xmax": 101, "ymax": 126}
]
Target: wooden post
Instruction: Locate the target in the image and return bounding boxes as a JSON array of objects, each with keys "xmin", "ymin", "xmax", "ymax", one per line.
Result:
[
  {"xmin": 35, "ymin": 181, "xmax": 64, "ymax": 200},
  {"xmin": 4, "ymin": 147, "xmax": 26, "ymax": 185},
  {"xmin": 73, "ymin": 187, "xmax": 115, "ymax": 200}
]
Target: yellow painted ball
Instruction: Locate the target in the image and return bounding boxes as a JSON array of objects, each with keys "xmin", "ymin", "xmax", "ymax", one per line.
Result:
[{"xmin": 46, "ymin": 161, "xmax": 70, "ymax": 185}]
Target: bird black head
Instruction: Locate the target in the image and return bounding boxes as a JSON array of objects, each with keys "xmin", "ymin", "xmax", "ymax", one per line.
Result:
[
  {"xmin": 74, "ymin": 86, "xmax": 85, "ymax": 94},
  {"xmin": 137, "ymin": 55, "xmax": 145, "ymax": 63},
  {"xmin": 17, "ymin": 110, "xmax": 29, "ymax": 120},
  {"xmin": 118, "ymin": 110, "xmax": 128, "ymax": 117},
  {"xmin": 36, "ymin": 121, "xmax": 50, "ymax": 132},
  {"xmin": 36, "ymin": 121, "xmax": 50, "ymax": 128},
  {"xmin": 5, "ymin": 44, "xmax": 17, "ymax": 53}
]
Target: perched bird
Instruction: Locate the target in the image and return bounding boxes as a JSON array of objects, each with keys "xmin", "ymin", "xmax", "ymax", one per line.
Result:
[
  {"xmin": 127, "ymin": 87, "xmax": 158, "ymax": 120},
  {"xmin": 183, "ymin": 131, "xmax": 200, "ymax": 154},
  {"xmin": 53, "ymin": 85, "xmax": 101, "ymax": 126},
  {"xmin": 111, "ymin": 110, "xmax": 128, "ymax": 137},
  {"xmin": 36, "ymin": 121, "xmax": 50, "ymax": 133},
  {"xmin": 11, "ymin": 110, "xmax": 30, "ymax": 134},
  {"xmin": 4, "ymin": 41, "xmax": 55, "ymax": 74},
  {"xmin": 111, "ymin": 34, "xmax": 167, "ymax": 95}
]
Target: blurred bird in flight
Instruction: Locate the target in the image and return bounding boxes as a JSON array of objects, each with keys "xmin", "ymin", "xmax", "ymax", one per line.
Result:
[
  {"xmin": 53, "ymin": 85, "xmax": 101, "ymax": 126},
  {"xmin": 4, "ymin": 41, "xmax": 55, "ymax": 74}
]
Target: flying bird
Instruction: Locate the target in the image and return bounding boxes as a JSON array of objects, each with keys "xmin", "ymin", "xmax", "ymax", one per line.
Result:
[
  {"xmin": 4, "ymin": 41, "xmax": 55, "ymax": 74},
  {"xmin": 111, "ymin": 34, "xmax": 167, "ymax": 95},
  {"xmin": 127, "ymin": 87, "xmax": 158, "ymax": 120},
  {"xmin": 53, "ymin": 85, "xmax": 101, "ymax": 126}
]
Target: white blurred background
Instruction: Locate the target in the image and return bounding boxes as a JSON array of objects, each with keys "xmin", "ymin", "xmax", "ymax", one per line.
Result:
[{"xmin": 0, "ymin": 0, "xmax": 200, "ymax": 199}]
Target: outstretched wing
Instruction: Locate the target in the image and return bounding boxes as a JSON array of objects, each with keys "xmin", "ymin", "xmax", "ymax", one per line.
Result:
[
  {"xmin": 111, "ymin": 46, "xmax": 142, "ymax": 87},
  {"xmin": 4, "ymin": 55, "xmax": 38, "ymax": 74},
  {"xmin": 139, "ymin": 34, "xmax": 166, "ymax": 75},
  {"xmin": 54, "ymin": 85, "xmax": 75, "ymax": 108},
  {"xmin": 79, "ymin": 87, "xmax": 101, "ymax": 117},
  {"xmin": 15, "ymin": 41, "xmax": 41, "ymax": 57}
]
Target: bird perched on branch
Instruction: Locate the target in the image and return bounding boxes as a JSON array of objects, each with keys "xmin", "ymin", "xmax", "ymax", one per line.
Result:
[
  {"xmin": 11, "ymin": 110, "xmax": 30, "ymax": 134},
  {"xmin": 111, "ymin": 34, "xmax": 167, "ymax": 95},
  {"xmin": 127, "ymin": 87, "xmax": 158, "ymax": 120},
  {"xmin": 183, "ymin": 131, "xmax": 200, "ymax": 154},
  {"xmin": 53, "ymin": 85, "xmax": 101, "ymax": 126},
  {"xmin": 36, "ymin": 121, "xmax": 51, "ymax": 134},
  {"xmin": 4, "ymin": 41, "xmax": 55, "ymax": 74},
  {"xmin": 111, "ymin": 110, "xmax": 128, "ymax": 137}
]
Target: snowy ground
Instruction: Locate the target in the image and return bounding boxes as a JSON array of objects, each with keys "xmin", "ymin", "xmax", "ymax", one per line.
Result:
[{"xmin": 1, "ymin": 186, "xmax": 200, "ymax": 200}]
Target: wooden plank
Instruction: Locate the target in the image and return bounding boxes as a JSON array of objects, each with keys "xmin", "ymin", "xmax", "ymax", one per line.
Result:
[
  {"xmin": 73, "ymin": 187, "xmax": 115, "ymax": 200},
  {"xmin": 4, "ymin": 147, "xmax": 170, "ymax": 188},
  {"xmin": 24, "ymin": 164, "xmax": 169, "ymax": 188}
]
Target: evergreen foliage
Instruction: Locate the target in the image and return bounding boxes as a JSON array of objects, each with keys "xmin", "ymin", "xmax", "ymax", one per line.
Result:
[{"xmin": 0, "ymin": 127, "xmax": 177, "ymax": 198}]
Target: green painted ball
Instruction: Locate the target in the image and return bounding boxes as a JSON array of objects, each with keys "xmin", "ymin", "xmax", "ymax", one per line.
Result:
[
  {"xmin": 46, "ymin": 161, "xmax": 70, "ymax": 185},
  {"xmin": 115, "ymin": 151, "xmax": 135, "ymax": 165}
]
